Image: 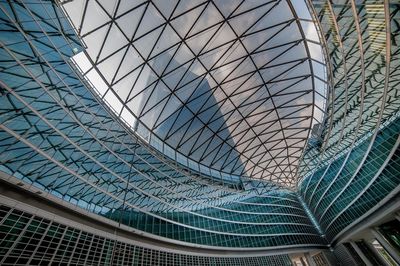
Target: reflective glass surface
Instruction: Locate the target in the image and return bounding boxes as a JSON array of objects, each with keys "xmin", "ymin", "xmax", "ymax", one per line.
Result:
[
  {"xmin": 0, "ymin": 0, "xmax": 399, "ymax": 254},
  {"xmin": 298, "ymin": 0, "xmax": 400, "ymax": 242},
  {"xmin": 0, "ymin": 0, "xmax": 325, "ymax": 249},
  {"xmin": 63, "ymin": 0, "xmax": 328, "ymax": 187}
]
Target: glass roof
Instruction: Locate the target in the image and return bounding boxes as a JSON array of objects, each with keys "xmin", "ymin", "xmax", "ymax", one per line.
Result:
[{"xmin": 63, "ymin": 0, "xmax": 327, "ymax": 187}]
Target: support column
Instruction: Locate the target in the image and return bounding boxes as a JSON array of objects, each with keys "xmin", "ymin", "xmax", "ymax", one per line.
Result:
[
  {"xmin": 395, "ymin": 212, "xmax": 400, "ymax": 222},
  {"xmin": 371, "ymin": 228, "xmax": 400, "ymax": 265},
  {"xmin": 366, "ymin": 241, "xmax": 390, "ymax": 266},
  {"xmin": 350, "ymin": 241, "xmax": 373, "ymax": 266},
  {"xmin": 304, "ymin": 252, "xmax": 316, "ymax": 266},
  {"xmin": 300, "ymin": 257, "xmax": 307, "ymax": 266},
  {"xmin": 322, "ymin": 251, "xmax": 334, "ymax": 266}
]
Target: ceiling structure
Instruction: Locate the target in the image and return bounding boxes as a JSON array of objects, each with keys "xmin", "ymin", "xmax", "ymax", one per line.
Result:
[
  {"xmin": 64, "ymin": 0, "xmax": 327, "ymax": 187},
  {"xmin": 1, "ymin": 0, "xmax": 399, "ymax": 258}
]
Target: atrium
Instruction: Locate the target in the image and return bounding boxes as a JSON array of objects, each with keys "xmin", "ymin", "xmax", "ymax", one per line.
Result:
[{"xmin": 0, "ymin": 0, "xmax": 399, "ymax": 265}]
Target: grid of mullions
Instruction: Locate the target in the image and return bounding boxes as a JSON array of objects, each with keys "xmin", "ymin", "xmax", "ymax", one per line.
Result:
[
  {"xmin": 0, "ymin": 0, "xmax": 326, "ymax": 248},
  {"xmin": 0, "ymin": 205, "xmax": 294, "ymax": 266},
  {"xmin": 298, "ymin": 0, "xmax": 400, "ymax": 180},
  {"xmin": 1, "ymin": 0, "xmax": 399, "ymax": 253},
  {"xmin": 301, "ymin": 118, "xmax": 399, "ymax": 240},
  {"xmin": 0, "ymin": 64, "xmax": 322, "ymax": 245},
  {"xmin": 298, "ymin": 0, "xmax": 400, "ymax": 241},
  {"xmin": 326, "ymin": 141, "xmax": 400, "ymax": 240},
  {"xmin": 63, "ymin": 0, "xmax": 322, "ymax": 186}
]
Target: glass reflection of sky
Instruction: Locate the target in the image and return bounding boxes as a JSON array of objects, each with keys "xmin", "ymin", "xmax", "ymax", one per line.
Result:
[{"xmin": 64, "ymin": 0, "xmax": 327, "ymax": 187}]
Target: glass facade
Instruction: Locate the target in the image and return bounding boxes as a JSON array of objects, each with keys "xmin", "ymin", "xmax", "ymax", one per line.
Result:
[
  {"xmin": 298, "ymin": 0, "xmax": 400, "ymax": 243},
  {"xmin": 0, "ymin": 0, "xmax": 324, "ymax": 250},
  {"xmin": 0, "ymin": 0, "xmax": 399, "ymax": 264},
  {"xmin": 63, "ymin": 0, "xmax": 328, "ymax": 187}
]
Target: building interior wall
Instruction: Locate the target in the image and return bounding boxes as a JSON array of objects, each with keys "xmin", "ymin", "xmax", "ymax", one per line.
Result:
[{"xmin": 0, "ymin": 0, "xmax": 399, "ymax": 265}]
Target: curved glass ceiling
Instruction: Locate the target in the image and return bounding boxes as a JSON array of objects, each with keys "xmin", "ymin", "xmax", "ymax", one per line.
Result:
[{"xmin": 63, "ymin": 0, "xmax": 327, "ymax": 187}]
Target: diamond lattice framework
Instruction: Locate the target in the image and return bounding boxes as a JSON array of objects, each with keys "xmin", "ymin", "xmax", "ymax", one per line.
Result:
[{"xmin": 64, "ymin": 0, "xmax": 326, "ymax": 187}]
